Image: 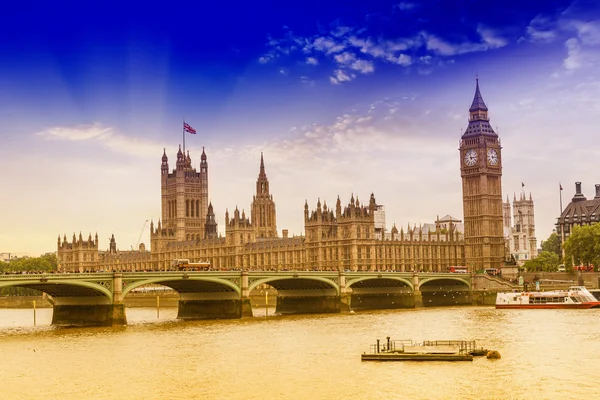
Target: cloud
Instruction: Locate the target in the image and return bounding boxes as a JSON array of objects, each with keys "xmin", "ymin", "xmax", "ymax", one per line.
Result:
[
  {"xmin": 38, "ymin": 124, "xmax": 113, "ymax": 141},
  {"xmin": 310, "ymin": 36, "xmax": 347, "ymax": 54},
  {"xmin": 423, "ymin": 29, "xmax": 507, "ymax": 56},
  {"xmin": 258, "ymin": 21, "xmax": 508, "ymax": 84},
  {"xmin": 331, "ymin": 26, "xmax": 353, "ymax": 38},
  {"xmin": 330, "ymin": 69, "xmax": 355, "ymax": 84},
  {"xmin": 334, "ymin": 52, "xmax": 357, "ymax": 65},
  {"xmin": 477, "ymin": 25, "xmax": 509, "ymax": 49},
  {"xmin": 396, "ymin": 2, "xmax": 415, "ymax": 11},
  {"xmin": 300, "ymin": 76, "xmax": 316, "ymax": 86},
  {"xmin": 526, "ymin": 15, "xmax": 557, "ymax": 42},
  {"xmin": 36, "ymin": 123, "xmax": 163, "ymax": 158},
  {"xmin": 349, "ymin": 59, "xmax": 375, "ymax": 73}
]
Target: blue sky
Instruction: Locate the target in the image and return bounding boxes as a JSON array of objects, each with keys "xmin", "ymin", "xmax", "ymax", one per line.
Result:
[{"xmin": 1, "ymin": 0, "xmax": 600, "ymax": 255}]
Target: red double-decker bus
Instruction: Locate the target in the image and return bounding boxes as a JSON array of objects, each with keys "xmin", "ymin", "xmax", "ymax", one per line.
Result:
[{"xmin": 447, "ymin": 266, "xmax": 468, "ymax": 273}]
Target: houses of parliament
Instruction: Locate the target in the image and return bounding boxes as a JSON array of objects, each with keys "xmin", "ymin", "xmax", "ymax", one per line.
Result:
[{"xmin": 57, "ymin": 82, "xmax": 509, "ymax": 273}]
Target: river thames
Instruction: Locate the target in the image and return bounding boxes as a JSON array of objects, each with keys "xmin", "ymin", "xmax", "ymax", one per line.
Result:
[{"xmin": 1, "ymin": 306, "xmax": 599, "ymax": 400}]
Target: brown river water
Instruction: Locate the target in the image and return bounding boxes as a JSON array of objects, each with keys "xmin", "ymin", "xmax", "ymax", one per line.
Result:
[{"xmin": 1, "ymin": 306, "xmax": 599, "ymax": 400}]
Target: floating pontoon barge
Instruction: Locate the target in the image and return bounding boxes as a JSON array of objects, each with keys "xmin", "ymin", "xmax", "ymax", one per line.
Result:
[{"xmin": 361, "ymin": 338, "xmax": 486, "ymax": 362}]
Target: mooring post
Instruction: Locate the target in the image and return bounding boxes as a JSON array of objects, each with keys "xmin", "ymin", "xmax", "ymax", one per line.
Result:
[
  {"xmin": 377, "ymin": 339, "xmax": 380, "ymax": 353},
  {"xmin": 33, "ymin": 300, "xmax": 36, "ymax": 326},
  {"xmin": 265, "ymin": 291, "xmax": 269, "ymax": 318},
  {"xmin": 156, "ymin": 295, "xmax": 160, "ymax": 318}
]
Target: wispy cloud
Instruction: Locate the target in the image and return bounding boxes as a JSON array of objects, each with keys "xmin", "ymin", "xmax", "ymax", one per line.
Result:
[
  {"xmin": 524, "ymin": 4, "xmax": 600, "ymax": 72},
  {"xmin": 36, "ymin": 123, "xmax": 163, "ymax": 158},
  {"xmin": 525, "ymin": 15, "xmax": 557, "ymax": 42},
  {"xmin": 422, "ymin": 28, "xmax": 507, "ymax": 56},
  {"xmin": 258, "ymin": 23, "xmax": 508, "ymax": 84},
  {"xmin": 330, "ymin": 69, "xmax": 355, "ymax": 84},
  {"xmin": 396, "ymin": 2, "xmax": 416, "ymax": 11}
]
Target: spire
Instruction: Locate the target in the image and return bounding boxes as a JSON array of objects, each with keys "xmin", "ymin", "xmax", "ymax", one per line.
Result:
[
  {"xmin": 259, "ymin": 152, "xmax": 266, "ymax": 177},
  {"xmin": 162, "ymin": 148, "xmax": 168, "ymax": 162},
  {"xmin": 201, "ymin": 146, "xmax": 207, "ymax": 161},
  {"xmin": 469, "ymin": 79, "xmax": 488, "ymax": 112}
]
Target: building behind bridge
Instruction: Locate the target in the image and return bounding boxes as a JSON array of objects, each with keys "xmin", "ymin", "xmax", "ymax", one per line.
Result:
[
  {"xmin": 57, "ymin": 149, "xmax": 465, "ymax": 272},
  {"xmin": 57, "ymin": 81, "xmax": 517, "ymax": 273}
]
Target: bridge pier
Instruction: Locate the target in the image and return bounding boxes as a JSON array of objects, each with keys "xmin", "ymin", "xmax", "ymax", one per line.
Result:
[
  {"xmin": 177, "ymin": 293, "xmax": 244, "ymax": 320},
  {"xmin": 339, "ymin": 271, "xmax": 352, "ymax": 312},
  {"xmin": 240, "ymin": 270, "xmax": 253, "ymax": 317},
  {"xmin": 51, "ymin": 272, "xmax": 127, "ymax": 327},
  {"xmin": 276, "ymin": 289, "xmax": 341, "ymax": 314},
  {"xmin": 413, "ymin": 273, "xmax": 423, "ymax": 308},
  {"xmin": 52, "ymin": 303, "xmax": 126, "ymax": 327}
]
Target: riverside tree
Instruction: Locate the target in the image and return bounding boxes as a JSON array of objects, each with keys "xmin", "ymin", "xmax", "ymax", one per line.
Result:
[
  {"xmin": 563, "ymin": 223, "xmax": 600, "ymax": 270},
  {"xmin": 522, "ymin": 251, "xmax": 560, "ymax": 272},
  {"xmin": 540, "ymin": 232, "xmax": 562, "ymax": 261}
]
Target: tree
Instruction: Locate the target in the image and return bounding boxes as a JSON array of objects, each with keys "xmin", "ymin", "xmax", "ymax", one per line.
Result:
[
  {"xmin": 540, "ymin": 232, "xmax": 562, "ymax": 260},
  {"xmin": 522, "ymin": 251, "xmax": 560, "ymax": 272},
  {"xmin": 4, "ymin": 256, "xmax": 56, "ymax": 273},
  {"xmin": 563, "ymin": 223, "xmax": 600, "ymax": 269}
]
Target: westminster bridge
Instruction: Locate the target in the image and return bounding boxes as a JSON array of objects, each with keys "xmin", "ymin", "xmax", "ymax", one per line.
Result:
[{"xmin": 0, "ymin": 271, "xmax": 515, "ymax": 326}]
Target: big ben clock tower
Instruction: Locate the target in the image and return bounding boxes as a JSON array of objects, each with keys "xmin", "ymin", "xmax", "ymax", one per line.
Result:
[{"xmin": 460, "ymin": 80, "xmax": 504, "ymax": 271}]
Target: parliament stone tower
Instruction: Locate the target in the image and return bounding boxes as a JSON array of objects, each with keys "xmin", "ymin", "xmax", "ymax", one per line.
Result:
[
  {"xmin": 160, "ymin": 146, "xmax": 209, "ymax": 241},
  {"xmin": 459, "ymin": 80, "xmax": 504, "ymax": 271}
]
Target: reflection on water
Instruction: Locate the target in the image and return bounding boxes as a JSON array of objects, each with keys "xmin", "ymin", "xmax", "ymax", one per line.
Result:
[{"xmin": 2, "ymin": 306, "xmax": 600, "ymax": 399}]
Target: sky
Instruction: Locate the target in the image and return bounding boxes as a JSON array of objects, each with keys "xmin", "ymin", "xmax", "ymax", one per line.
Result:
[{"xmin": 1, "ymin": 0, "xmax": 599, "ymax": 256}]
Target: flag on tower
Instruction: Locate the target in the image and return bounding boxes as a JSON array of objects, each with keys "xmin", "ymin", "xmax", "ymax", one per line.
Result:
[
  {"xmin": 521, "ymin": 182, "xmax": 525, "ymax": 188},
  {"xmin": 183, "ymin": 122, "xmax": 197, "ymax": 134},
  {"xmin": 560, "ymin": 183, "xmax": 563, "ymax": 191}
]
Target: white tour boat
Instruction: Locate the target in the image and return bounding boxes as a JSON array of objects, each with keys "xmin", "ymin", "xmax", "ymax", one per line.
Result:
[{"xmin": 496, "ymin": 286, "xmax": 600, "ymax": 309}]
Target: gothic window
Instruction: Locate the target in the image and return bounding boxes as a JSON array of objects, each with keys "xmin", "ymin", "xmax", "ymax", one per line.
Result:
[
  {"xmin": 191, "ymin": 200, "xmax": 194, "ymax": 217},
  {"xmin": 196, "ymin": 201, "xmax": 199, "ymax": 218},
  {"xmin": 186, "ymin": 200, "xmax": 189, "ymax": 217}
]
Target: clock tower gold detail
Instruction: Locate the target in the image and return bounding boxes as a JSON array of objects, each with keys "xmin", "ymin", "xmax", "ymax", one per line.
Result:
[{"xmin": 459, "ymin": 80, "xmax": 504, "ymax": 271}]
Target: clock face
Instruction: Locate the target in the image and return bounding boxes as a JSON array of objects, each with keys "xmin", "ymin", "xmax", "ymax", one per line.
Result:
[
  {"xmin": 464, "ymin": 149, "xmax": 478, "ymax": 166},
  {"xmin": 487, "ymin": 149, "xmax": 498, "ymax": 165}
]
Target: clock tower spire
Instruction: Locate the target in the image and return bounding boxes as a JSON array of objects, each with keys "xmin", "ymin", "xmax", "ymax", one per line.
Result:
[{"xmin": 459, "ymin": 79, "xmax": 504, "ymax": 271}]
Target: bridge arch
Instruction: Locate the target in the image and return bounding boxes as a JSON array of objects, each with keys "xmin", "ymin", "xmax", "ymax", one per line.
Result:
[
  {"xmin": 418, "ymin": 276, "xmax": 470, "ymax": 288},
  {"xmin": 346, "ymin": 276, "xmax": 414, "ymax": 291},
  {"xmin": 122, "ymin": 277, "xmax": 241, "ymax": 297},
  {"xmin": 248, "ymin": 276, "xmax": 340, "ymax": 295},
  {"xmin": 0, "ymin": 280, "xmax": 113, "ymax": 301}
]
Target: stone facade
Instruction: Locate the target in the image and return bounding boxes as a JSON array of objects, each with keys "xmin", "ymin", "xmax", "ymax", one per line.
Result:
[
  {"xmin": 58, "ymin": 150, "xmax": 466, "ymax": 273},
  {"xmin": 503, "ymin": 191, "xmax": 537, "ymax": 265},
  {"xmin": 459, "ymin": 80, "xmax": 505, "ymax": 271},
  {"xmin": 58, "ymin": 83, "xmax": 515, "ymax": 273}
]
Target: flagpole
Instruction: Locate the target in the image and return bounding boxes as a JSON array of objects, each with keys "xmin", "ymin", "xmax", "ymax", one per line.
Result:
[
  {"xmin": 559, "ymin": 182, "xmax": 563, "ymax": 215},
  {"xmin": 183, "ymin": 119, "xmax": 185, "ymax": 153}
]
